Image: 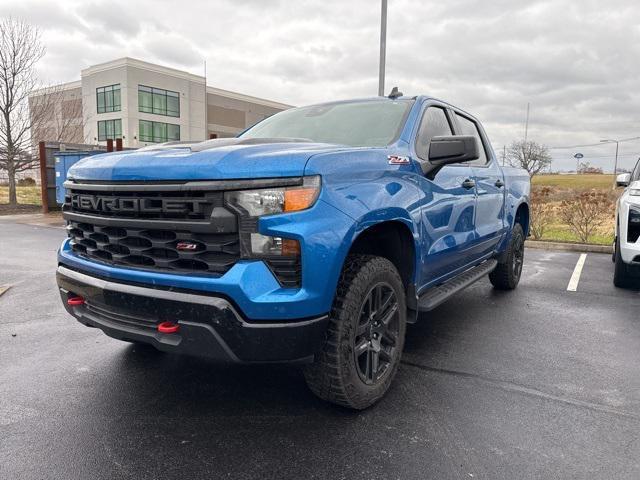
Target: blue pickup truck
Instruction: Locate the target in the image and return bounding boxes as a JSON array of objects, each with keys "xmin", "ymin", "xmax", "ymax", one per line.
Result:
[{"xmin": 56, "ymin": 93, "xmax": 530, "ymax": 409}]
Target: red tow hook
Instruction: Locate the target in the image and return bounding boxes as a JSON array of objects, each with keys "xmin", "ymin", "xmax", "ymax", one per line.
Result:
[
  {"xmin": 157, "ymin": 321, "xmax": 180, "ymax": 334},
  {"xmin": 67, "ymin": 296, "xmax": 85, "ymax": 306}
]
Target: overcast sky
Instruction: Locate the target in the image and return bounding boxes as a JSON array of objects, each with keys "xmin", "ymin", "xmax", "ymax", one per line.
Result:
[{"xmin": 2, "ymin": 0, "xmax": 640, "ymax": 171}]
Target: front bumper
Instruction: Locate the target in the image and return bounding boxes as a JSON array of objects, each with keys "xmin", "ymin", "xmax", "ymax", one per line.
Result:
[
  {"xmin": 57, "ymin": 266, "xmax": 328, "ymax": 363},
  {"xmin": 619, "ymin": 240, "xmax": 640, "ymax": 266}
]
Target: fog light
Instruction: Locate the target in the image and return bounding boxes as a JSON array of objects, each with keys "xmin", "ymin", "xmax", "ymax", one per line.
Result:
[{"xmin": 248, "ymin": 233, "xmax": 299, "ymax": 256}]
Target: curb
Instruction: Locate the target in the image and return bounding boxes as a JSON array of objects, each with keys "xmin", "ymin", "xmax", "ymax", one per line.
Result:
[{"xmin": 525, "ymin": 240, "xmax": 613, "ymax": 254}]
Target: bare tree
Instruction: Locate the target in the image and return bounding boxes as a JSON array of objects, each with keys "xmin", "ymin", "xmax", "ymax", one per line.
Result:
[
  {"xmin": 30, "ymin": 86, "xmax": 84, "ymax": 144},
  {"xmin": 0, "ymin": 18, "xmax": 46, "ymax": 205},
  {"xmin": 507, "ymin": 140, "xmax": 552, "ymax": 177},
  {"xmin": 577, "ymin": 161, "xmax": 603, "ymax": 174}
]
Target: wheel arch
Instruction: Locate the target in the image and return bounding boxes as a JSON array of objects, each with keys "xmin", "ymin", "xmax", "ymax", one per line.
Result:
[
  {"xmin": 514, "ymin": 201, "xmax": 530, "ymax": 237},
  {"xmin": 347, "ymin": 219, "xmax": 418, "ymax": 294}
]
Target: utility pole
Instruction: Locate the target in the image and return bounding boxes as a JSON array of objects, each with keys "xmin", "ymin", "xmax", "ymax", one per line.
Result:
[
  {"xmin": 524, "ymin": 102, "xmax": 530, "ymax": 143},
  {"xmin": 600, "ymin": 139, "xmax": 620, "ymax": 189},
  {"xmin": 204, "ymin": 59, "xmax": 208, "ymax": 140},
  {"xmin": 378, "ymin": 0, "xmax": 387, "ymax": 97}
]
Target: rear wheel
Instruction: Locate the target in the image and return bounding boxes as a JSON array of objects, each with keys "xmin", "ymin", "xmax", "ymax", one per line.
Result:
[
  {"xmin": 304, "ymin": 255, "xmax": 406, "ymax": 410},
  {"xmin": 613, "ymin": 235, "xmax": 633, "ymax": 288},
  {"xmin": 489, "ymin": 223, "xmax": 525, "ymax": 290}
]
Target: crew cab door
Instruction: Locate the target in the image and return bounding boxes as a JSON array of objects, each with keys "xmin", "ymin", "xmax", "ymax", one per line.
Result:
[
  {"xmin": 412, "ymin": 104, "xmax": 478, "ymax": 289},
  {"xmin": 452, "ymin": 112, "xmax": 507, "ymax": 257}
]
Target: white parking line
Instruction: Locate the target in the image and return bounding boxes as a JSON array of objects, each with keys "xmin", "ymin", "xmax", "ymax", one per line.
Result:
[{"xmin": 567, "ymin": 254, "xmax": 588, "ymax": 292}]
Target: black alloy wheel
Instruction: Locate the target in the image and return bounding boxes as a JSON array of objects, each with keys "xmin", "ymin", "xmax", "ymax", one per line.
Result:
[
  {"xmin": 489, "ymin": 223, "xmax": 525, "ymax": 290},
  {"xmin": 512, "ymin": 232, "xmax": 525, "ymax": 281},
  {"xmin": 353, "ymin": 282, "xmax": 400, "ymax": 385}
]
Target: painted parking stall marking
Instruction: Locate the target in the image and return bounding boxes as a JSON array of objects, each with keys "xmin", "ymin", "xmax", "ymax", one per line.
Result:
[{"xmin": 567, "ymin": 253, "xmax": 588, "ymax": 292}]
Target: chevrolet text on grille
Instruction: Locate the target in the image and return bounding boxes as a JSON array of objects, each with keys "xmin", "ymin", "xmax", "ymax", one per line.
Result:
[{"xmin": 70, "ymin": 194, "xmax": 209, "ymax": 214}]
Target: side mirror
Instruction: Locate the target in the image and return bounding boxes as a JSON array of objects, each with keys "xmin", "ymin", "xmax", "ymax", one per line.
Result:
[
  {"xmin": 617, "ymin": 173, "xmax": 631, "ymax": 187},
  {"xmin": 423, "ymin": 135, "xmax": 479, "ymax": 179}
]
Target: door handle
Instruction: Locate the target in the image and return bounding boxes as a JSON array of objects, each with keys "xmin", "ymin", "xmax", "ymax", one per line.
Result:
[
  {"xmin": 462, "ymin": 179, "xmax": 476, "ymax": 189},
  {"xmin": 495, "ymin": 179, "xmax": 505, "ymax": 188}
]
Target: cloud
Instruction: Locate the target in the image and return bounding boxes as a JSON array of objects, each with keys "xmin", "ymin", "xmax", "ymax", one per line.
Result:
[{"xmin": 4, "ymin": 0, "xmax": 640, "ymax": 170}]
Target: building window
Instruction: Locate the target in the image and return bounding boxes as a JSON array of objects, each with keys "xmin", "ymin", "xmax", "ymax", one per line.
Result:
[
  {"xmin": 97, "ymin": 119, "xmax": 122, "ymax": 141},
  {"xmin": 138, "ymin": 85, "xmax": 180, "ymax": 117},
  {"xmin": 96, "ymin": 84, "xmax": 121, "ymax": 113},
  {"xmin": 139, "ymin": 120, "xmax": 180, "ymax": 143}
]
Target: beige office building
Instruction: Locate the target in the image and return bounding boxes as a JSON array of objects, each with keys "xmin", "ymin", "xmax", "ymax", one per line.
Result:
[{"xmin": 30, "ymin": 57, "xmax": 291, "ymax": 149}]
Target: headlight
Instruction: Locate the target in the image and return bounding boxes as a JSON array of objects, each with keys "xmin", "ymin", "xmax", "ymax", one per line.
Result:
[
  {"xmin": 225, "ymin": 175, "xmax": 320, "ymax": 217},
  {"xmin": 224, "ymin": 176, "xmax": 320, "ymax": 265},
  {"xmin": 629, "ymin": 207, "xmax": 640, "ymax": 224},
  {"xmin": 629, "ymin": 189, "xmax": 640, "ymax": 196}
]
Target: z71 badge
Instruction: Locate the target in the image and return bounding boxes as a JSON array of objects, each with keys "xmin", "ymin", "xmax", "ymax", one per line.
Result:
[{"xmin": 387, "ymin": 155, "xmax": 410, "ymax": 165}]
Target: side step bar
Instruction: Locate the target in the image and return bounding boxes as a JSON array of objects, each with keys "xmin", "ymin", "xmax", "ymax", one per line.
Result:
[{"xmin": 417, "ymin": 259, "xmax": 498, "ymax": 312}]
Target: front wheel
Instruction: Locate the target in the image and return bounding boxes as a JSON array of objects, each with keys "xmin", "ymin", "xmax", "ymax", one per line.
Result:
[
  {"xmin": 489, "ymin": 223, "xmax": 525, "ymax": 290},
  {"xmin": 613, "ymin": 235, "xmax": 633, "ymax": 288},
  {"xmin": 304, "ymin": 255, "xmax": 407, "ymax": 410}
]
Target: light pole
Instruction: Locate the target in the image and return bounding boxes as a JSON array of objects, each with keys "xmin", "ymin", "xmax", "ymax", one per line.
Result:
[
  {"xmin": 574, "ymin": 152, "xmax": 583, "ymax": 173},
  {"xmin": 600, "ymin": 139, "xmax": 620, "ymax": 189},
  {"xmin": 378, "ymin": 0, "xmax": 387, "ymax": 97}
]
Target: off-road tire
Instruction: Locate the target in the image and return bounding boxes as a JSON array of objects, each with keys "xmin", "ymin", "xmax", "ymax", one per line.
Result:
[
  {"xmin": 613, "ymin": 235, "xmax": 633, "ymax": 288},
  {"xmin": 303, "ymin": 255, "xmax": 407, "ymax": 410},
  {"xmin": 489, "ymin": 223, "xmax": 525, "ymax": 290}
]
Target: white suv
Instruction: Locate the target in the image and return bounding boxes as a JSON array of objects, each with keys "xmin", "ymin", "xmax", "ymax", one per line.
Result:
[{"xmin": 614, "ymin": 159, "xmax": 640, "ymax": 287}]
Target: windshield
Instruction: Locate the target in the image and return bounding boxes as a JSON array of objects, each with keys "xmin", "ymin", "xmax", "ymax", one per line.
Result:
[{"xmin": 240, "ymin": 99, "xmax": 414, "ymax": 148}]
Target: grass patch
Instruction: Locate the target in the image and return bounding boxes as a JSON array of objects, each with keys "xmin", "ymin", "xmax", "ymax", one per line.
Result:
[
  {"xmin": 540, "ymin": 225, "xmax": 614, "ymax": 246},
  {"xmin": 0, "ymin": 186, "xmax": 42, "ymax": 206},
  {"xmin": 533, "ymin": 174, "xmax": 615, "ymax": 190}
]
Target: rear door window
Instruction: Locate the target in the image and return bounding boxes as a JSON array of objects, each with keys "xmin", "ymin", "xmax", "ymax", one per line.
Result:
[{"xmin": 454, "ymin": 114, "xmax": 489, "ymax": 166}]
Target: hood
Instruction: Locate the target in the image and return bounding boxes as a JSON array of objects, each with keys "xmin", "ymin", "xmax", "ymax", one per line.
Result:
[{"xmin": 68, "ymin": 139, "xmax": 351, "ymax": 182}]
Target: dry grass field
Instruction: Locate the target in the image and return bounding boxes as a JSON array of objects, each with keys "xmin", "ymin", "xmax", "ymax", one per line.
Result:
[
  {"xmin": 0, "ymin": 186, "xmax": 42, "ymax": 205},
  {"xmin": 531, "ymin": 174, "xmax": 619, "ymax": 245},
  {"xmin": 532, "ymin": 174, "xmax": 615, "ymax": 190}
]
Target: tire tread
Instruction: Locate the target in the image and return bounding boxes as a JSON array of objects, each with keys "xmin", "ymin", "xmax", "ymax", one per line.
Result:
[
  {"xmin": 304, "ymin": 254, "xmax": 405, "ymax": 410},
  {"xmin": 489, "ymin": 223, "xmax": 524, "ymax": 290}
]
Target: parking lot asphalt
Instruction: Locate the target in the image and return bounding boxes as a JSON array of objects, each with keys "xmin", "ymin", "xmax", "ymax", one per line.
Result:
[{"xmin": 1, "ymin": 218, "xmax": 639, "ymax": 480}]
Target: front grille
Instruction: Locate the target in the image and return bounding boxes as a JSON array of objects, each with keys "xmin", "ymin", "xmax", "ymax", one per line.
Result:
[
  {"xmin": 64, "ymin": 185, "xmax": 241, "ymax": 276},
  {"xmin": 67, "ymin": 221, "xmax": 240, "ymax": 274}
]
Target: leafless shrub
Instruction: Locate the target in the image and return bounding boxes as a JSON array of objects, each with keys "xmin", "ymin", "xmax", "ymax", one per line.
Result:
[
  {"xmin": 529, "ymin": 186, "xmax": 554, "ymax": 240},
  {"xmin": 17, "ymin": 176, "xmax": 35, "ymax": 186},
  {"xmin": 559, "ymin": 190, "xmax": 614, "ymax": 243}
]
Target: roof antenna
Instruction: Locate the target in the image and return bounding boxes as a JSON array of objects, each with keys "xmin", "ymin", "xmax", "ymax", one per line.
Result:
[{"xmin": 388, "ymin": 86, "xmax": 403, "ymax": 99}]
